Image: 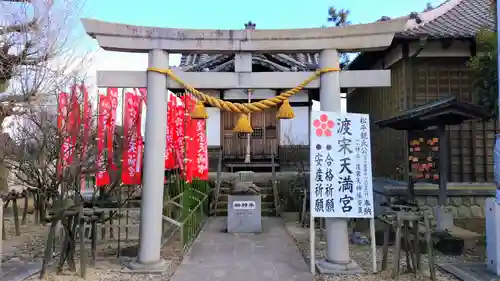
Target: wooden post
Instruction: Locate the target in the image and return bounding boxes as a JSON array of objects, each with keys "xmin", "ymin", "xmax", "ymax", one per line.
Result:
[
  {"xmin": 271, "ymin": 154, "xmax": 280, "ymax": 216},
  {"xmin": 436, "ymin": 123, "xmax": 451, "ymax": 231},
  {"xmin": 0, "ymin": 198, "xmax": 3, "ymax": 277},
  {"xmin": 424, "ymin": 211, "xmax": 436, "ymax": 281},
  {"xmin": 392, "ymin": 212, "xmax": 402, "ymax": 279},
  {"xmin": 437, "ymin": 124, "xmax": 448, "ymax": 207},
  {"xmin": 381, "ymin": 221, "xmax": 390, "ymax": 270},
  {"xmin": 245, "ymin": 89, "xmax": 252, "ymax": 163},
  {"xmin": 12, "ymin": 193, "xmax": 20, "ymax": 236},
  {"xmin": 211, "ymin": 149, "xmax": 223, "ymax": 215}
]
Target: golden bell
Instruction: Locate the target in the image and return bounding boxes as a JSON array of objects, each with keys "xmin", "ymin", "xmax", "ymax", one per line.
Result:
[
  {"xmin": 233, "ymin": 114, "xmax": 253, "ymax": 133},
  {"xmin": 276, "ymin": 99, "xmax": 295, "ymax": 119},
  {"xmin": 190, "ymin": 101, "xmax": 208, "ymax": 119}
]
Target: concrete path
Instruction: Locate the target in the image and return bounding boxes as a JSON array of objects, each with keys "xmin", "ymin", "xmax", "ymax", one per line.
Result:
[
  {"xmin": 170, "ymin": 217, "xmax": 314, "ymax": 281},
  {"xmin": 0, "ymin": 259, "xmax": 41, "ymax": 281}
]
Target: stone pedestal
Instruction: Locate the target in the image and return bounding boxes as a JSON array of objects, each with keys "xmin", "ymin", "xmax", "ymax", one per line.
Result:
[
  {"xmin": 227, "ymin": 195, "xmax": 261, "ymax": 233},
  {"xmin": 485, "ymin": 198, "xmax": 500, "ymax": 275},
  {"xmin": 436, "ymin": 206, "xmax": 454, "ymax": 231}
]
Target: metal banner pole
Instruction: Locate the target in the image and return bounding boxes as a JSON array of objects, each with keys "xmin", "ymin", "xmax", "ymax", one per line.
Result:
[
  {"xmin": 370, "ymin": 218, "xmax": 377, "ymax": 273},
  {"xmin": 310, "ymin": 213, "xmax": 316, "ymax": 275}
]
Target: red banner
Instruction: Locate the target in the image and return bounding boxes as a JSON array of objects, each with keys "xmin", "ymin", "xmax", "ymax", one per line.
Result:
[
  {"xmin": 138, "ymin": 88, "xmax": 147, "ymax": 103},
  {"xmin": 164, "ymin": 92, "xmax": 177, "ymax": 169},
  {"xmin": 57, "ymin": 91, "xmax": 69, "ymax": 177},
  {"xmin": 136, "ymin": 88, "xmax": 146, "ymax": 180},
  {"xmin": 185, "ymin": 111, "xmax": 208, "ymax": 180},
  {"xmin": 65, "ymin": 85, "xmax": 81, "ymax": 166},
  {"xmin": 121, "ymin": 92, "xmax": 142, "ymax": 185},
  {"xmin": 182, "ymin": 94, "xmax": 197, "ymax": 182},
  {"xmin": 173, "ymin": 94, "xmax": 187, "ymax": 173},
  {"xmin": 80, "ymin": 84, "xmax": 91, "ymax": 191},
  {"xmin": 96, "ymin": 95, "xmax": 111, "ymax": 187},
  {"xmin": 107, "ymin": 88, "xmax": 119, "ymax": 170},
  {"xmin": 193, "ymin": 120, "xmax": 209, "ymax": 180}
]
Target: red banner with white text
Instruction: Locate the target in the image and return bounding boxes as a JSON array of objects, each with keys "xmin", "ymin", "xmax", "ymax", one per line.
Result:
[
  {"xmin": 164, "ymin": 92, "xmax": 178, "ymax": 170},
  {"xmin": 57, "ymin": 92, "xmax": 69, "ymax": 178},
  {"xmin": 80, "ymin": 84, "xmax": 91, "ymax": 191},
  {"xmin": 173, "ymin": 95, "xmax": 188, "ymax": 174},
  {"xmin": 121, "ymin": 91, "xmax": 142, "ymax": 185},
  {"xmin": 64, "ymin": 86, "xmax": 81, "ymax": 167},
  {"xmin": 193, "ymin": 120, "xmax": 208, "ymax": 180},
  {"xmin": 96, "ymin": 95, "xmax": 111, "ymax": 187},
  {"xmin": 107, "ymin": 88, "xmax": 119, "ymax": 171},
  {"xmin": 182, "ymin": 94, "xmax": 198, "ymax": 182}
]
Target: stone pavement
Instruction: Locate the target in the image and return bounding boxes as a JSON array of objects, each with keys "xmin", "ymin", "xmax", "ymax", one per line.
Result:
[
  {"xmin": 0, "ymin": 259, "xmax": 41, "ymax": 281},
  {"xmin": 439, "ymin": 262, "xmax": 500, "ymax": 281},
  {"xmin": 170, "ymin": 217, "xmax": 314, "ymax": 281}
]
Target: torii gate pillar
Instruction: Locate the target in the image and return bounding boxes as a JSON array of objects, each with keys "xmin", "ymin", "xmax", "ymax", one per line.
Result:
[
  {"xmin": 316, "ymin": 49, "xmax": 361, "ymax": 273},
  {"xmin": 129, "ymin": 49, "xmax": 169, "ymax": 270}
]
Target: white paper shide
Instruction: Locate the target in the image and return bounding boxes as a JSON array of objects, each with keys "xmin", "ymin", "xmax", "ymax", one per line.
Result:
[{"xmin": 309, "ymin": 111, "xmax": 374, "ymax": 218}]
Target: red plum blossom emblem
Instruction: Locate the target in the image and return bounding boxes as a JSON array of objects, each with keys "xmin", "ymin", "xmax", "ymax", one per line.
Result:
[{"xmin": 313, "ymin": 114, "xmax": 334, "ymax": 137}]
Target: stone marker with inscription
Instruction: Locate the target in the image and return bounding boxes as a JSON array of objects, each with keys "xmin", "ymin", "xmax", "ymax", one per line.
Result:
[{"xmin": 227, "ymin": 194, "xmax": 262, "ymax": 233}]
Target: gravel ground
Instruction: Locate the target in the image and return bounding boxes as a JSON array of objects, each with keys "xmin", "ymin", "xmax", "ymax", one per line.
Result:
[
  {"xmin": 1, "ymin": 211, "xmax": 184, "ymax": 281},
  {"xmin": 4, "ymin": 211, "xmax": 486, "ymax": 281},
  {"xmin": 25, "ymin": 239, "xmax": 184, "ymax": 281},
  {"xmin": 283, "ymin": 217, "xmax": 485, "ymax": 281},
  {"xmin": 2, "ymin": 214, "xmax": 51, "ymax": 262}
]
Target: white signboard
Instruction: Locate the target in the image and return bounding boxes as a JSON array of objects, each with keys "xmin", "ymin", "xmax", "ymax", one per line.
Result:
[
  {"xmin": 309, "ymin": 111, "xmax": 374, "ymax": 218},
  {"xmin": 233, "ymin": 201, "xmax": 257, "ymax": 210}
]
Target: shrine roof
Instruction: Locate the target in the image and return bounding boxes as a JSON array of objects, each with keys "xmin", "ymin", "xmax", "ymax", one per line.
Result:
[
  {"xmin": 179, "ymin": 53, "xmax": 318, "ymax": 72},
  {"xmin": 349, "ymin": 0, "xmax": 494, "ymax": 71},
  {"xmin": 398, "ymin": 0, "xmax": 494, "ymax": 39},
  {"xmin": 180, "ymin": 0, "xmax": 493, "ymax": 72},
  {"xmin": 374, "ymin": 95, "xmax": 491, "ymax": 131}
]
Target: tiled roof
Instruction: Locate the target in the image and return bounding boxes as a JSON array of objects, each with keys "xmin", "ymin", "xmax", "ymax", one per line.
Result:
[
  {"xmin": 179, "ymin": 0, "xmax": 493, "ymax": 72},
  {"xmin": 179, "ymin": 53, "xmax": 319, "ymax": 72},
  {"xmin": 399, "ymin": 0, "xmax": 494, "ymax": 38}
]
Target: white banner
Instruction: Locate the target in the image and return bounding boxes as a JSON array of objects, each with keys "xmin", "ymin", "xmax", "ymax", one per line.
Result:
[{"xmin": 309, "ymin": 111, "xmax": 374, "ymax": 218}]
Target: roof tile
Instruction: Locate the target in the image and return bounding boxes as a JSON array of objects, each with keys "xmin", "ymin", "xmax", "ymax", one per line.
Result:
[
  {"xmin": 179, "ymin": 0, "xmax": 493, "ymax": 71},
  {"xmin": 400, "ymin": 0, "xmax": 494, "ymax": 38}
]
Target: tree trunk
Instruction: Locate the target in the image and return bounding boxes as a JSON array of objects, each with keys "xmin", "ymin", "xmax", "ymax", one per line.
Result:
[{"xmin": 0, "ymin": 161, "xmax": 9, "ymax": 194}]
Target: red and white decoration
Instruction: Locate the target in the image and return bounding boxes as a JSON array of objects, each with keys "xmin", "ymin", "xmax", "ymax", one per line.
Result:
[
  {"xmin": 58, "ymin": 86, "xmax": 209, "ymax": 189},
  {"xmin": 121, "ymin": 91, "xmax": 143, "ymax": 185},
  {"xmin": 96, "ymin": 94, "xmax": 111, "ymax": 187}
]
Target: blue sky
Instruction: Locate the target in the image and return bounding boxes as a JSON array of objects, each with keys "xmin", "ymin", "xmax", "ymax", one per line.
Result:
[
  {"xmin": 65, "ymin": 0, "xmax": 447, "ymax": 131},
  {"xmin": 78, "ymin": 0, "xmax": 445, "ymax": 67},
  {"xmin": 81, "ymin": 0, "xmax": 445, "ymax": 30}
]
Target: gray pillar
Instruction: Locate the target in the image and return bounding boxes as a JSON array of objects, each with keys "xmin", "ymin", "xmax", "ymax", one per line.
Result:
[
  {"xmin": 316, "ymin": 49, "xmax": 360, "ymax": 274},
  {"xmin": 436, "ymin": 124, "xmax": 453, "ymax": 231},
  {"xmin": 496, "ymin": 0, "xmax": 500, "ymax": 204},
  {"xmin": 131, "ymin": 49, "xmax": 168, "ymax": 269}
]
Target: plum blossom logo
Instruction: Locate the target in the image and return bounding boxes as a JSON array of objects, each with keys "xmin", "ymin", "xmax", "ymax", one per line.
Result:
[{"xmin": 313, "ymin": 114, "xmax": 334, "ymax": 137}]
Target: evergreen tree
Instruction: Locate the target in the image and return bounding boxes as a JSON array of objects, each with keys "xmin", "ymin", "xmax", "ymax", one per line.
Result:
[{"xmin": 467, "ymin": 3, "xmax": 497, "ymax": 115}]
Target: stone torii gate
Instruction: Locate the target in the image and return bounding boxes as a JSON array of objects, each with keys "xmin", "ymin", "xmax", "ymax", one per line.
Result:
[{"xmin": 82, "ymin": 18, "xmax": 406, "ymax": 273}]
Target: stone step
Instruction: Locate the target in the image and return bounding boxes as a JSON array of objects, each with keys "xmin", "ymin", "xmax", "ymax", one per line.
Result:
[
  {"xmin": 218, "ymin": 186, "xmax": 275, "ymax": 194},
  {"xmin": 216, "ymin": 194, "xmax": 275, "ymax": 202},
  {"xmin": 215, "ymin": 208, "xmax": 276, "ymax": 217},
  {"xmin": 216, "ymin": 201, "xmax": 275, "ymax": 209}
]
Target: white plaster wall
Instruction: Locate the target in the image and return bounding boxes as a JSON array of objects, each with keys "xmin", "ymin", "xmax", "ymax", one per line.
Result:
[
  {"xmin": 206, "ymin": 107, "xmax": 221, "ymax": 146},
  {"xmin": 311, "ymin": 96, "xmax": 346, "ymax": 112},
  {"xmin": 280, "ymin": 106, "xmax": 309, "ymax": 145}
]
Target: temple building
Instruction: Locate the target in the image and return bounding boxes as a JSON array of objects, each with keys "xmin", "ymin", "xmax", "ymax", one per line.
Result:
[
  {"xmin": 178, "ymin": 22, "xmax": 323, "ymax": 170},
  {"xmin": 178, "ymin": 0, "xmax": 494, "ymax": 177},
  {"xmin": 348, "ymin": 0, "xmax": 495, "ymax": 182}
]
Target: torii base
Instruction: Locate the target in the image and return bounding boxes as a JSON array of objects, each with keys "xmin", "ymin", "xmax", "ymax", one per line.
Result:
[
  {"xmin": 123, "ymin": 258, "xmax": 170, "ymax": 274},
  {"xmin": 316, "ymin": 259, "xmax": 363, "ymax": 275}
]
